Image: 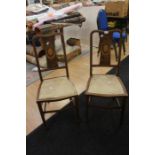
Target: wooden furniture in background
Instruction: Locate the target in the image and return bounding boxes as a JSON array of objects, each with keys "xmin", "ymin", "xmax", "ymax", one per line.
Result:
[{"xmin": 26, "ymin": 9, "xmax": 86, "ymax": 66}]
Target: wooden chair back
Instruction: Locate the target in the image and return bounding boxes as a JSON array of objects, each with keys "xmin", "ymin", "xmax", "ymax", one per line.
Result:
[
  {"xmin": 90, "ymin": 29, "xmax": 122, "ymax": 76},
  {"xmin": 32, "ymin": 24, "xmax": 69, "ymax": 81}
]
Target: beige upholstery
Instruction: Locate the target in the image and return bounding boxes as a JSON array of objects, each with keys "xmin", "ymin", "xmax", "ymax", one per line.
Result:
[
  {"xmin": 86, "ymin": 75, "xmax": 127, "ymax": 97},
  {"xmin": 38, "ymin": 77, "xmax": 78, "ymax": 101}
]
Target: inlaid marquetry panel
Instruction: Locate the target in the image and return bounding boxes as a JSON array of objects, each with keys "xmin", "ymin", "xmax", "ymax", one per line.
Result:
[
  {"xmin": 99, "ymin": 32, "xmax": 113, "ymax": 66},
  {"xmin": 40, "ymin": 36, "xmax": 58, "ymax": 69}
]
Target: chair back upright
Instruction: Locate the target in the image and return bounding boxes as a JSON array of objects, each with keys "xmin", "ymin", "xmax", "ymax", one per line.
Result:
[
  {"xmin": 32, "ymin": 24, "xmax": 69, "ymax": 82},
  {"xmin": 97, "ymin": 9, "xmax": 108, "ymax": 31},
  {"xmin": 90, "ymin": 29, "xmax": 122, "ymax": 76}
]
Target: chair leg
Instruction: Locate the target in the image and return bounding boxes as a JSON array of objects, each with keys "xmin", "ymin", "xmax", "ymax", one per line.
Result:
[
  {"xmin": 86, "ymin": 95, "xmax": 91, "ymax": 123},
  {"xmin": 120, "ymin": 97, "xmax": 127, "ymax": 126},
  {"xmin": 74, "ymin": 96, "xmax": 80, "ymax": 123},
  {"xmin": 122, "ymin": 40, "xmax": 126, "ymax": 55},
  {"xmin": 97, "ymin": 39, "xmax": 101, "ymax": 56},
  {"xmin": 113, "ymin": 42, "xmax": 118, "ymax": 61},
  {"xmin": 70, "ymin": 97, "xmax": 74, "ymax": 107},
  {"xmin": 114, "ymin": 97, "xmax": 121, "ymax": 107},
  {"xmin": 37, "ymin": 102, "xmax": 47, "ymax": 127}
]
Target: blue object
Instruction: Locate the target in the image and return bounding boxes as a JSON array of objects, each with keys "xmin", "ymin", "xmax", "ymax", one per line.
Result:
[
  {"xmin": 97, "ymin": 9, "xmax": 108, "ymax": 31},
  {"xmin": 113, "ymin": 32, "xmax": 127, "ymax": 41},
  {"xmin": 97, "ymin": 9, "xmax": 127, "ymax": 40}
]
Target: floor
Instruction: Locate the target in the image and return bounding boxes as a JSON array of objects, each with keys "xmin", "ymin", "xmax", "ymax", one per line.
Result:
[{"xmin": 26, "ymin": 40, "xmax": 129, "ymax": 135}]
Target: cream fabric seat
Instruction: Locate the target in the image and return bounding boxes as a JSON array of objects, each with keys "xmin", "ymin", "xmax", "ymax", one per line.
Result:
[
  {"xmin": 86, "ymin": 75, "xmax": 127, "ymax": 97},
  {"xmin": 38, "ymin": 77, "xmax": 78, "ymax": 101}
]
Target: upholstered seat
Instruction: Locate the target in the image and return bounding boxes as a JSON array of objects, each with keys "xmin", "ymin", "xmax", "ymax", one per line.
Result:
[
  {"xmin": 86, "ymin": 75, "xmax": 127, "ymax": 97},
  {"xmin": 38, "ymin": 77, "xmax": 78, "ymax": 101}
]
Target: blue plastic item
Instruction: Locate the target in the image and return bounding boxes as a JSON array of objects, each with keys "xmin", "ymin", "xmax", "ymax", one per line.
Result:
[
  {"xmin": 97, "ymin": 9, "xmax": 108, "ymax": 31},
  {"xmin": 113, "ymin": 32, "xmax": 127, "ymax": 40},
  {"xmin": 97, "ymin": 9, "xmax": 127, "ymax": 40}
]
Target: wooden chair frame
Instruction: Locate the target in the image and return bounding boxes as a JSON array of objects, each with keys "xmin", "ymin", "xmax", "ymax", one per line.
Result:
[
  {"xmin": 32, "ymin": 25, "xmax": 79, "ymax": 126},
  {"xmin": 85, "ymin": 29, "xmax": 128, "ymax": 125}
]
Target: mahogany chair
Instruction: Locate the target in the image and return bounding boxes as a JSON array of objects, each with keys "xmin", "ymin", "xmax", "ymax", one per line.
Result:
[
  {"xmin": 32, "ymin": 24, "xmax": 79, "ymax": 126},
  {"xmin": 85, "ymin": 29, "xmax": 128, "ymax": 125}
]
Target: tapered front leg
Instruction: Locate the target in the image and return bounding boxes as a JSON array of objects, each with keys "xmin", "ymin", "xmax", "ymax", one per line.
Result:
[
  {"xmin": 122, "ymin": 40, "xmax": 126, "ymax": 55},
  {"xmin": 37, "ymin": 102, "xmax": 47, "ymax": 127},
  {"xmin": 113, "ymin": 42, "xmax": 118, "ymax": 61},
  {"xmin": 86, "ymin": 95, "xmax": 91, "ymax": 123},
  {"xmin": 74, "ymin": 96, "xmax": 80, "ymax": 123},
  {"xmin": 120, "ymin": 97, "xmax": 127, "ymax": 126}
]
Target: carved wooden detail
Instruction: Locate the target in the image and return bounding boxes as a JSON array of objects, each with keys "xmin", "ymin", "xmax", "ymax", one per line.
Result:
[
  {"xmin": 40, "ymin": 36, "xmax": 58, "ymax": 69},
  {"xmin": 99, "ymin": 33, "xmax": 112, "ymax": 66}
]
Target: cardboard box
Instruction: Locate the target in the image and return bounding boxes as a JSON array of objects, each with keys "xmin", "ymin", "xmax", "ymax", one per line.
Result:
[{"xmin": 105, "ymin": 0, "xmax": 129, "ymax": 18}]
